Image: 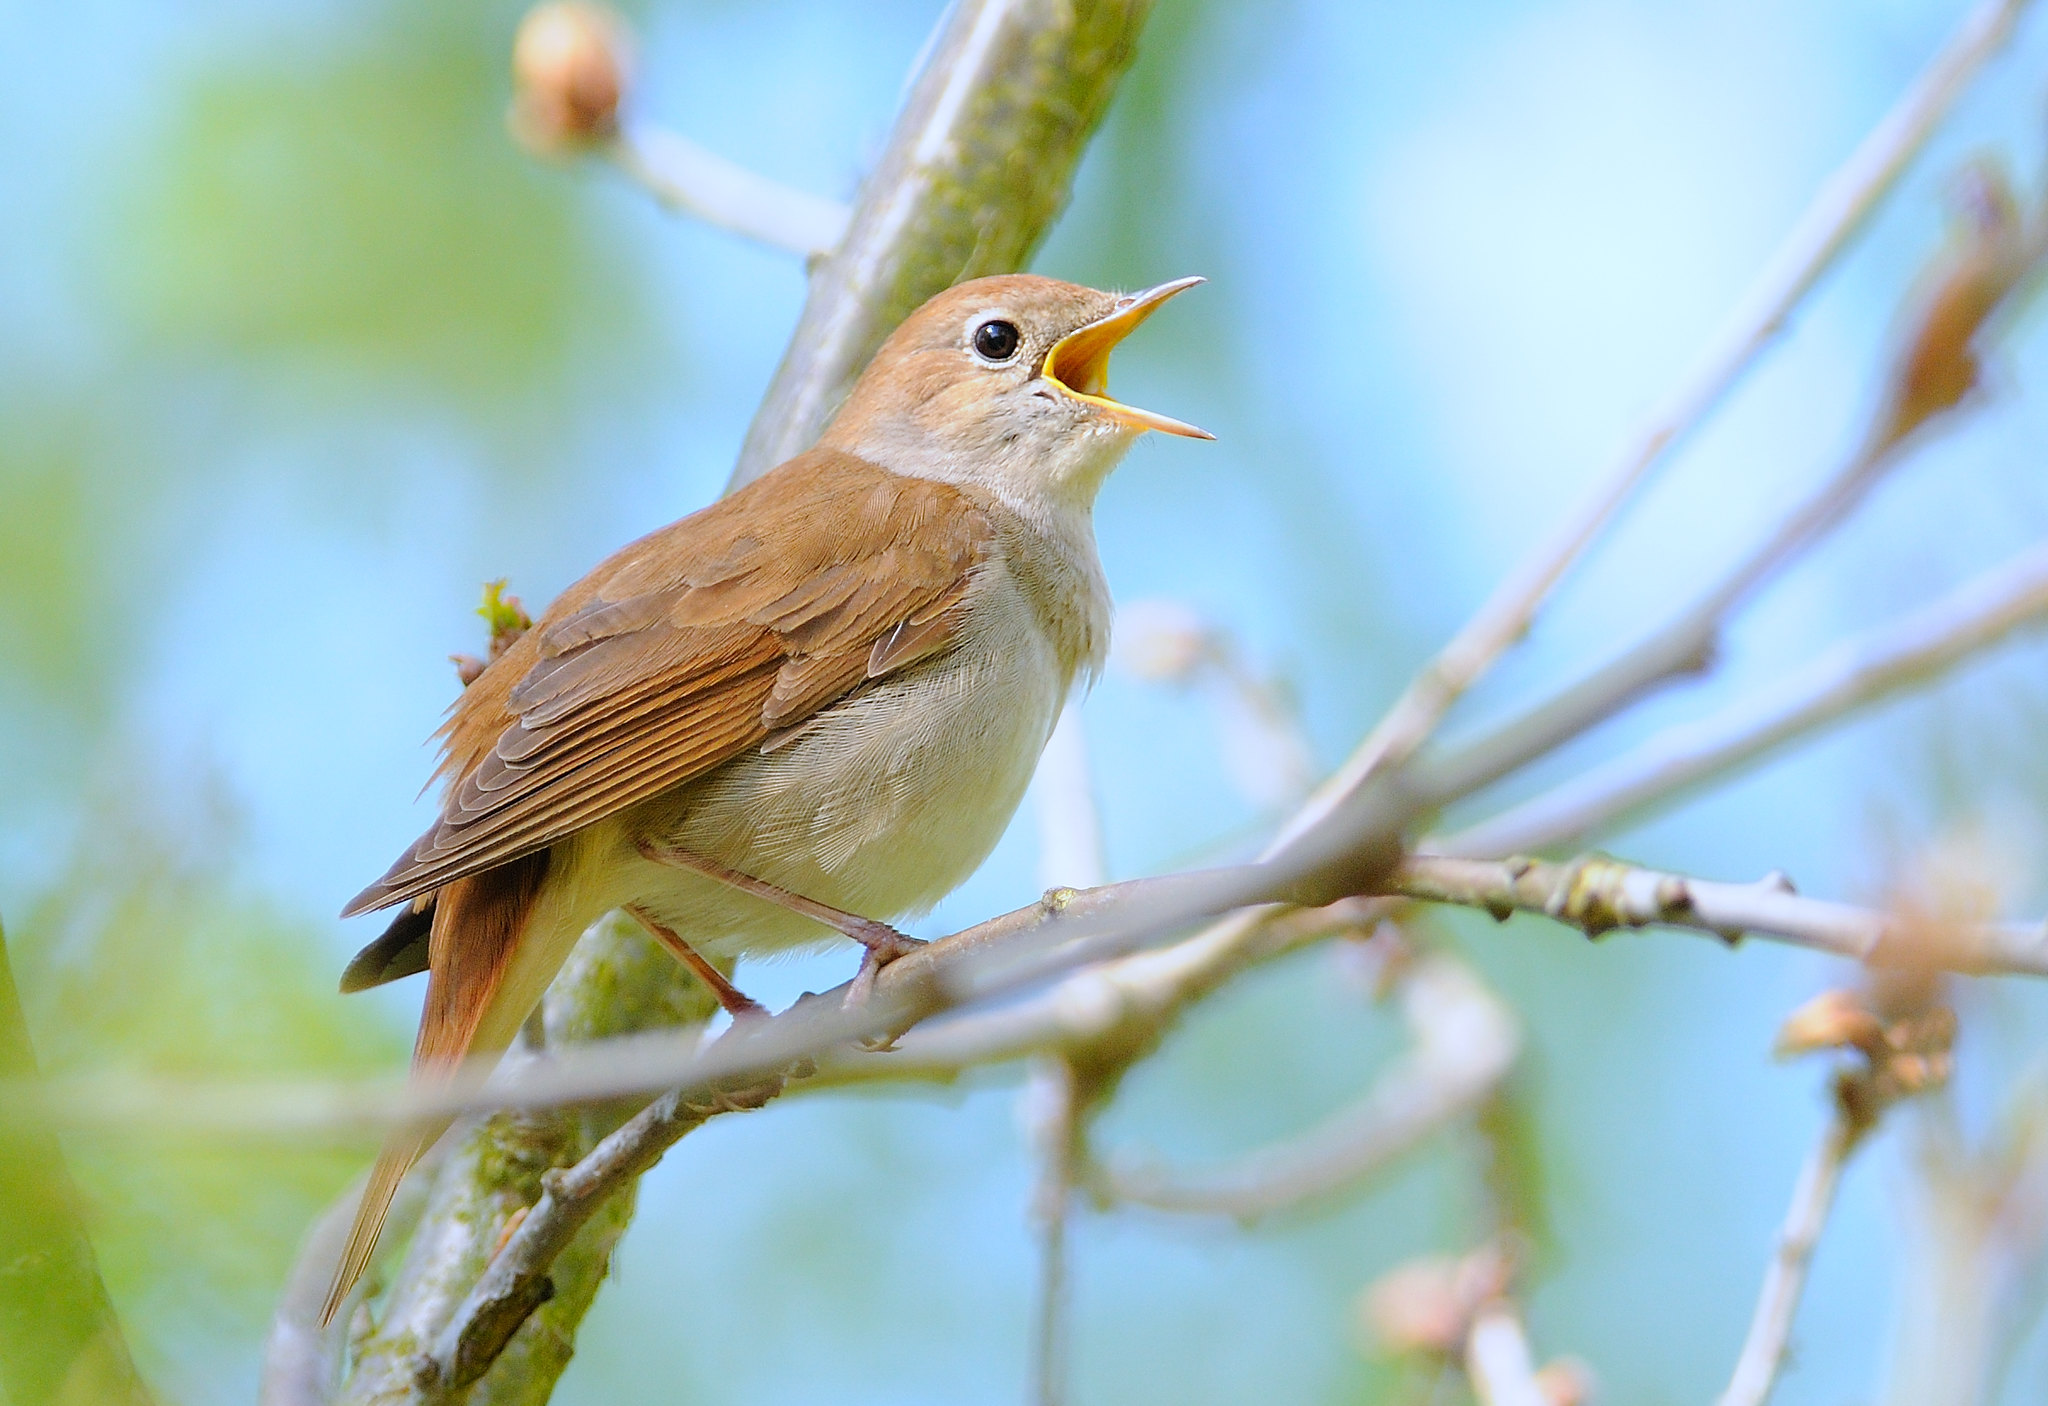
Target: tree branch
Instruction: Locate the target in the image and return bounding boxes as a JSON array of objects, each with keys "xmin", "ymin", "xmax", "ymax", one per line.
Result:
[
  {"xmin": 608, "ymin": 124, "xmax": 849, "ymax": 256},
  {"xmin": 1085, "ymin": 952, "xmax": 1517, "ymax": 1220},
  {"xmin": 1268, "ymin": 0, "xmax": 2034, "ymax": 854},
  {"xmin": 334, "ymin": 920, "xmax": 721, "ymax": 1406},
  {"xmin": 1383, "ymin": 853, "xmax": 2048, "ymax": 974},
  {"xmin": 1437, "ymin": 535, "xmax": 2048, "ymax": 857},
  {"xmin": 1715, "ymin": 1106, "xmax": 1863, "ymax": 1406},
  {"xmin": 1415, "ymin": 127, "xmax": 2048, "ymax": 819},
  {"xmin": 1023, "ymin": 1057, "xmax": 1082, "ymax": 1406}
]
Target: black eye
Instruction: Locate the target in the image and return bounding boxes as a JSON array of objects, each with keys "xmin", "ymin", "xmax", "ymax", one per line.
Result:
[{"xmin": 973, "ymin": 319, "xmax": 1021, "ymax": 363}]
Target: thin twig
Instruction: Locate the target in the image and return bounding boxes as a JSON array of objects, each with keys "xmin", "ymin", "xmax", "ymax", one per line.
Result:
[
  {"xmin": 1438, "ymin": 535, "xmax": 2048, "ymax": 856},
  {"xmin": 1088, "ymin": 953, "xmax": 1517, "ymax": 1220},
  {"xmin": 0, "ymin": 918, "xmax": 156, "ymax": 1406},
  {"xmin": 1268, "ymin": 0, "xmax": 2035, "ymax": 854},
  {"xmin": 1420, "ymin": 133, "xmax": 2048, "ymax": 817},
  {"xmin": 731, "ymin": 0, "xmax": 1156, "ymax": 486},
  {"xmin": 1716, "ymin": 1106, "xmax": 1863, "ymax": 1406},
  {"xmin": 1025, "ymin": 1058, "xmax": 1081, "ymax": 1406},
  {"xmin": 1384, "ymin": 853, "xmax": 2048, "ymax": 973},
  {"xmin": 607, "ymin": 124, "xmax": 849, "ymax": 257}
]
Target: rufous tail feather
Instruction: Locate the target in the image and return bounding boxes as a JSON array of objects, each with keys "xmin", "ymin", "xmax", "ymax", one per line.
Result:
[{"xmin": 320, "ymin": 852, "xmax": 550, "ymax": 1324}]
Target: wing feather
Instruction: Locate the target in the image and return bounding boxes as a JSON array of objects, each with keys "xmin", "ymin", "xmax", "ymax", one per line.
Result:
[{"xmin": 342, "ymin": 450, "xmax": 991, "ymax": 918}]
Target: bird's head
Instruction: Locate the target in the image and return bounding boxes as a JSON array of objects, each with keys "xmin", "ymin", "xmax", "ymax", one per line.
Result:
[{"xmin": 822, "ymin": 273, "xmax": 1211, "ymax": 512}]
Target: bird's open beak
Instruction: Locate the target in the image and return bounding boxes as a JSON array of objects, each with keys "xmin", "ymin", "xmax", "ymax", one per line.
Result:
[{"xmin": 1043, "ymin": 276, "xmax": 1215, "ymax": 439}]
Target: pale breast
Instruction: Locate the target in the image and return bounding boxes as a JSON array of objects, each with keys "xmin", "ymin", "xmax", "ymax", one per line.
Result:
[{"xmin": 615, "ymin": 553, "xmax": 1072, "ymax": 956}]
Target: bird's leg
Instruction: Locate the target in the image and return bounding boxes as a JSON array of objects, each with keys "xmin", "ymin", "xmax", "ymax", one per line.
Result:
[
  {"xmin": 635, "ymin": 841, "xmax": 926, "ymax": 1005},
  {"xmin": 622, "ymin": 904, "xmax": 767, "ymax": 1021}
]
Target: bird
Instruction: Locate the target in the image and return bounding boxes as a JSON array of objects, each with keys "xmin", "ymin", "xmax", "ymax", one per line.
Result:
[{"xmin": 321, "ymin": 272, "xmax": 1210, "ymax": 1322}]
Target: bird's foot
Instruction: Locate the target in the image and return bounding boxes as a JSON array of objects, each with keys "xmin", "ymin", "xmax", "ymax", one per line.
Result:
[{"xmin": 844, "ymin": 919, "xmax": 927, "ymax": 1010}]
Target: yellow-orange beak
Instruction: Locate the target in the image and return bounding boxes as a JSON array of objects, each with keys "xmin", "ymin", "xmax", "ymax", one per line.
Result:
[{"xmin": 1043, "ymin": 276, "xmax": 1215, "ymax": 439}]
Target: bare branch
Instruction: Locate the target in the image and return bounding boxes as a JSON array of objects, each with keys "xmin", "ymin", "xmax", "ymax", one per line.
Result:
[
  {"xmin": 335, "ymin": 921, "xmax": 723, "ymax": 1406},
  {"xmin": 731, "ymin": 0, "xmax": 1156, "ymax": 485},
  {"xmin": 1023, "ymin": 1058, "xmax": 1082, "ymax": 1406},
  {"xmin": 1270, "ymin": 0, "xmax": 2035, "ymax": 854},
  {"xmin": 0, "ymin": 918, "xmax": 156, "ymax": 1406},
  {"xmin": 1439, "ymin": 535, "xmax": 2048, "ymax": 856},
  {"xmin": 1087, "ymin": 952, "xmax": 1517, "ymax": 1220},
  {"xmin": 607, "ymin": 124, "xmax": 849, "ymax": 257},
  {"xmin": 1385, "ymin": 853, "xmax": 2048, "ymax": 975},
  {"xmin": 1716, "ymin": 1105, "xmax": 1862, "ymax": 1406},
  {"xmin": 25, "ymin": 833, "xmax": 2048, "ymax": 1148},
  {"xmin": 511, "ymin": 2, "xmax": 848, "ymax": 256}
]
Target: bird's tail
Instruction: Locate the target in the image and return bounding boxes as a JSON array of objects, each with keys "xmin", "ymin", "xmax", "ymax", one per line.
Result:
[{"xmin": 320, "ymin": 851, "xmax": 553, "ymax": 1326}]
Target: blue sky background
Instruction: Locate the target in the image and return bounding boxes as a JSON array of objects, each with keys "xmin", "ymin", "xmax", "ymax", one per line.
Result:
[{"xmin": 6, "ymin": 1, "xmax": 2048, "ymax": 1402}]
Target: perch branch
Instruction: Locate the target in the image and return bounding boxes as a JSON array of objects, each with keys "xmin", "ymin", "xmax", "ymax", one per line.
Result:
[
  {"xmin": 24, "ymin": 831, "xmax": 2048, "ymax": 1145},
  {"xmin": 1269, "ymin": 0, "xmax": 2035, "ymax": 853},
  {"xmin": 1439, "ymin": 534, "xmax": 2048, "ymax": 856}
]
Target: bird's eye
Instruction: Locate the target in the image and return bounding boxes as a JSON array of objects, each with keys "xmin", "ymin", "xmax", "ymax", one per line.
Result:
[{"xmin": 973, "ymin": 319, "xmax": 1021, "ymax": 363}]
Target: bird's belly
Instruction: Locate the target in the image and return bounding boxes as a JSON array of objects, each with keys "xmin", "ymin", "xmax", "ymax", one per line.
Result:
[{"xmin": 616, "ymin": 620, "xmax": 1065, "ymax": 958}]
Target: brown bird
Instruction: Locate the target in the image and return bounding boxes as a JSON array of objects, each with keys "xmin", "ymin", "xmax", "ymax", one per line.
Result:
[{"xmin": 322, "ymin": 272, "xmax": 1209, "ymax": 1321}]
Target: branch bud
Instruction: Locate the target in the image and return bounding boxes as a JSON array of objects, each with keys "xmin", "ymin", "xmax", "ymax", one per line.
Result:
[
  {"xmin": 1774, "ymin": 988, "xmax": 1885, "ymax": 1059},
  {"xmin": 511, "ymin": 2, "xmax": 632, "ymax": 154},
  {"xmin": 1358, "ymin": 1242, "xmax": 1515, "ymax": 1358}
]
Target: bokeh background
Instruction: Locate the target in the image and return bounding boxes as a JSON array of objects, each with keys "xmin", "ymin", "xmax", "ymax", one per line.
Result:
[{"xmin": 7, "ymin": 0, "xmax": 2048, "ymax": 1401}]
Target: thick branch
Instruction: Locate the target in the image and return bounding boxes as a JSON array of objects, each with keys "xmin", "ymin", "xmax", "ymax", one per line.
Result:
[
  {"xmin": 423, "ymin": 1058, "xmax": 790, "ymax": 1394},
  {"xmin": 335, "ymin": 920, "xmax": 721, "ymax": 1406},
  {"xmin": 0, "ymin": 919, "xmax": 156, "ymax": 1406},
  {"xmin": 731, "ymin": 0, "xmax": 1154, "ymax": 485}
]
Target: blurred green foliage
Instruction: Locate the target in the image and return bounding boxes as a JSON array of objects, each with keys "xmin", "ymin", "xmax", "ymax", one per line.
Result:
[
  {"xmin": 9, "ymin": 803, "xmax": 403, "ymax": 1385},
  {"xmin": 112, "ymin": 8, "xmax": 639, "ymax": 404}
]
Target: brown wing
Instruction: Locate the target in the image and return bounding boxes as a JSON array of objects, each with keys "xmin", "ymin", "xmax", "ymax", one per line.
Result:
[{"xmin": 342, "ymin": 449, "xmax": 990, "ymax": 918}]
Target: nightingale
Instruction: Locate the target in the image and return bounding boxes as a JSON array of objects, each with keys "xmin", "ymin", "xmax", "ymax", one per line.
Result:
[{"xmin": 321, "ymin": 272, "xmax": 1210, "ymax": 1321}]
